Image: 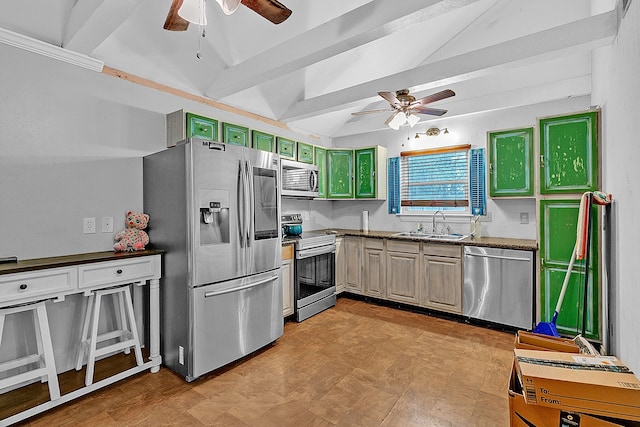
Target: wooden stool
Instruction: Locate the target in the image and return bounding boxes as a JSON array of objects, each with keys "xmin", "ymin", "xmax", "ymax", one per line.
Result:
[
  {"xmin": 0, "ymin": 300, "xmax": 60, "ymax": 401},
  {"xmin": 75, "ymin": 285, "xmax": 143, "ymax": 386}
]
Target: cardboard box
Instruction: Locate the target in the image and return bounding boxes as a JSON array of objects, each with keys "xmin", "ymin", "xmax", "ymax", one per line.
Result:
[
  {"xmin": 514, "ymin": 349, "xmax": 640, "ymax": 421},
  {"xmin": 515, "ymin": 331, "xmax": 581, "ymax": 353},
  {"xmin": 509, "ymin": 363, "xmax": 635, "ymax": 426}
]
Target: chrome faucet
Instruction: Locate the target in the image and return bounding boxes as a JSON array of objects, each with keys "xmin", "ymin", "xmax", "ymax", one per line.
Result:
[{"xmin": 432, "ymin": 210, "xmax": 445, "ymax": 234}]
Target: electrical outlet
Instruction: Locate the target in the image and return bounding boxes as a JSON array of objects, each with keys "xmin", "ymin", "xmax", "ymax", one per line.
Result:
[
  {"xmin": 83, "ymin": 217, "xmax": 96, "ymax": 234},
  {"xmin": 520, "ymin": 212, "xmax": 529, "ymax": 224},
  {"xmin": 302, "ymin": 211, "xmax": 310, "ymax": 221},
  {"xmin": 101, "ymin": 216, "xmax": 113, "ymax": 233}
]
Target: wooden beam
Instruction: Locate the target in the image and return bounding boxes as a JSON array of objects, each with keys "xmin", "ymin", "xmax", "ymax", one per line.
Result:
[
  {"xmin": 101, "ymin": 66, "xmax": 290, "ymax": 130},
  {"xmin": 281, "ymin": 9, "xmax": 617, "ymax": 122},
  {"xmin": 206, "ymin": 0, "xmax": 481, "ymax": 99}
]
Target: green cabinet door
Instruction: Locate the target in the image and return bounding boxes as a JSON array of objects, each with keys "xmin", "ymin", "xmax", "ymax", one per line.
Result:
[
  {"xmin": 355, "ymin": 147, "xmax": 376, "ymax": 198},
  {"xmin": 252, "ymin": 131, "xmax": 275, "ymax": 152},
  {"xmin": 186, "ymin": 113, "xmax": 218, "ymax": 141},
  {"xmin": 488, "ymin": 128, "xmax": 533, "ymax": 197},
  {"xmin": 327, "ymin": 149, "xmax": 354, "ymax": 199},
  {"xmin": 222, "ymin": 123, "xmax": 249, "ymax": 146},
  {"xmin": 539, "ymin": 199, "xmax": 599, "ymax": 340},
  {"xmin": 277, "ymin": 137, "xmax": 296, "ymax": 159},
  {"xmin": 539, "ymin": 111, "xmax": 598, "ymax": 194},
  {"xmin": 297, "ymin": 142, "xmax": 314, "ymax": 164},
  {"xmin": 314, "ymin": 146, "xmax": 327, "ymax": 198}
]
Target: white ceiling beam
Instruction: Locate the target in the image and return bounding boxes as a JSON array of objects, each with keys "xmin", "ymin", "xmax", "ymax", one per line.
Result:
[
  {"xmin": 63, "ymin": 0, "xmax": 145, "ymax": 54},
  {"xmin": 331, "ymin": 75, "xmax": 592, "ymax": 137},
  {"xmin": 206, "ymin": 0, "xmax": 482, "ymax": 99},
  {"xmin": 281, "ymin": 9, "xmax": 617, "ymax": 122}
]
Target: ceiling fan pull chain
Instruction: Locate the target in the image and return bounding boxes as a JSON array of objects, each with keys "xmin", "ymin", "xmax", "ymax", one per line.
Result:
[{"xmin": 196, "ymin": 25, "xmax": 206, "ymax": 59}]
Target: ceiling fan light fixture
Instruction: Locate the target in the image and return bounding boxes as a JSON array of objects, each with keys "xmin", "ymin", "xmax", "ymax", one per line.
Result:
[
  {"xmin": 179, "ymin": 0, "xmax": 207, "ymax": 25},
  {"xmin": 388, "ymin": 111, "xmax": 407, "ymax": 130},
  {"xmin": 443, "ymin": 128, "xmax": 449, "ymax": 134},
  {"xmin": 216, "ymin": 0, "xmax": 241, "ymax": 15},
  {"xmin": 406, "ymin": 113, "xmax": 420, "ymax": 128}
]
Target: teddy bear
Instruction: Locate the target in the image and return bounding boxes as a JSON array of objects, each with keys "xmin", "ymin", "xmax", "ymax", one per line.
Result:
[{"xmin": 113, "ymin": 211, "xmax": 150, "ymax": 252}]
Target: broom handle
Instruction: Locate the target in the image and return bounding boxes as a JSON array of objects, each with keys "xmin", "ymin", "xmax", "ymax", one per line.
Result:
[{"xmin": 555, "ymin": 244, "xmax": 577, "ymax": 314}]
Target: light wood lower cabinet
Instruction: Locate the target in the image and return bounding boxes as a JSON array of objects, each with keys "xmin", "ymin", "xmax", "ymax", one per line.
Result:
[
  {"xmin": 363, "ymin": 238, "xmax": 385, "ymax": 298},
  {"xmin": 344, "ymin": 237, "xmax": 362, "ymax": 293},
  {"xmin": 422, "ymin": 243, "xmax": 462, "ymax": 314},
  {"xmin": 335, "ymin": 237, "xmax": 345, "ymax": 294},
  {"xmin": 282, "ymin": 245, "xmax": 294, "ymax": 317},
  {"xmin": 386, "ymin": 240, "xmax": 420, "ymax": 305}
]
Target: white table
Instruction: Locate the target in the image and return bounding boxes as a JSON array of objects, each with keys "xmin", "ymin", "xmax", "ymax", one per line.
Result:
[{"xmin": 0, "ymin": 250, "xmax": 163, "ymax": 426}]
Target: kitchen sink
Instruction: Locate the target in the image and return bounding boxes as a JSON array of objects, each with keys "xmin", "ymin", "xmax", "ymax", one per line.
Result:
[{"xmin": 391, "ymin": 232, "xmax": 467, "ymax": 241}]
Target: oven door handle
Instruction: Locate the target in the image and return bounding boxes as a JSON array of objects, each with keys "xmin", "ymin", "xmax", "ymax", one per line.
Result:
[{"xmin": 296, "ymin": 244, "xmax": 336, "ymax": 259}]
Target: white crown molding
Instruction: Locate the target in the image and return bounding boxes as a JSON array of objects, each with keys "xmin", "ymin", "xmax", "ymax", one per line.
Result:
[{"xmin": 0, "ymin": 27, "xmax": 104, "ymax": 72}]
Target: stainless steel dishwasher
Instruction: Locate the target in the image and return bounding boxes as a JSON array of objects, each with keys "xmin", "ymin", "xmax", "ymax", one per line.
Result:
[{"xmin": 463, "ymin": 246, "xmax": 534, "ymax": 329}]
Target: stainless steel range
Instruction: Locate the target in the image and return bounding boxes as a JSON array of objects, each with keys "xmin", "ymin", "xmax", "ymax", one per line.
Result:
[{"xmin": 282, "ymin": 214, "xmax": 336, "ymax": 321}]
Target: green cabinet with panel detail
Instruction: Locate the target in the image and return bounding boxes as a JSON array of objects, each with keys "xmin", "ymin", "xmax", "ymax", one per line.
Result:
[
  {"xmin": 277, "ymin": 137, "xmax": 296, "ymax": 159},
  {"xmin": 355, "ymin": 146, "xmax": 387, "ymax": 200},
  {"xmin": 166, "ymin": 109, "xmax": 218, "ymax": 147},
  {"xmin": 297, "ymin": 142, "xmax": 314, "ymax": 164},
  {"xmin": 223, "ymin": 123, "xmax": 249, "ymax": 147},
  {"xmin": 488, "ymin": 128, "xmax": 534, "ymax": 197},
  {"xmin": 327, "ymin": 149, "xmax": 354, "ymax": 199},
  {"xmin": 252, "ymin": 131, "xmax": 275, "ymax": 152},
  {"xmin": 539, "ymin": 111, "xmax": 599, "ymax": 194},
  {"xmin": 314, "ymin": 146, "xmax": 327, "ymax": 198},
  {"xmin": 539, "ymin": 199, "xmax": 599, "ymax": 340}
]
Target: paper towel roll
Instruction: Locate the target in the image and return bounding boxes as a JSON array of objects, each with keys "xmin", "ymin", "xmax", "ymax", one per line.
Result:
[{"xmin": 362, "ymin": 209, "xmax": 369, "ymax": 232}]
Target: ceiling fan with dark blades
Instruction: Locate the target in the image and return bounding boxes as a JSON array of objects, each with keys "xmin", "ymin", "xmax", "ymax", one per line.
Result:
[
  {"xmin": 163, "ymin": 0, "xmax": 292, "ymax": 31},
  {"xmin": 352, "ymin": 88, "xmax": 455, "ymax": 129}
]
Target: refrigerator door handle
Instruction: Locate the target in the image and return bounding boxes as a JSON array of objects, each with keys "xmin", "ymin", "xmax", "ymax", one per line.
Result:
[
  {"xmin": 246, "ymin": 160, "xmax": 254, "ymax": 248},
  {"xmin": 238, "ymin": 160, "xmax": 246, "ymax": 248},
  {"xmin": 203, "ymin": 275, "xmax": 279, "ymax": 298}
]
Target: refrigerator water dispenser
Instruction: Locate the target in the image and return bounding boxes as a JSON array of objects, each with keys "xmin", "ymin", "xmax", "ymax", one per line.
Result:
[{"xmin": 199, "ymin": 189, "xmax": 229, "ymax": 245}]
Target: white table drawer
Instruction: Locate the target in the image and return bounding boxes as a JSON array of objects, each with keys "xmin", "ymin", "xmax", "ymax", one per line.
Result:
[
  {"xmin": 78, "ymin": 257, "xmax": 158, "ymax": 289},
  {"xmin": 0, "ymin": 268, "xmax": 76, "ymax": 305}
]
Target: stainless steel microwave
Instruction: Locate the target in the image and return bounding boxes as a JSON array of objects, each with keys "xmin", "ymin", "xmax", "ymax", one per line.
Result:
[{"xmin": 281, "ymin": 159, "xmax": 319, "ymax": 198}]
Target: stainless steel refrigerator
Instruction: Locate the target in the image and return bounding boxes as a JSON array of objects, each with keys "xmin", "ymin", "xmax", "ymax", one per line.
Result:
[{"xmin": 143, "ymin": 138, "xmax": 283, "ymax": 381}]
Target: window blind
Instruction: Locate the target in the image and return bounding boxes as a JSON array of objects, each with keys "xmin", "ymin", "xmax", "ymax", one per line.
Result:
[
  {"xmin": 470, "ymin": 148, "xmax": 486, "ymax": 215},
  {"xmin": 400, "ymin": 144, "xmax": 471, "ymax": 209},
  {"xmin": 387, "ymin": 157, "xmax": 400, "ymax": 214}
]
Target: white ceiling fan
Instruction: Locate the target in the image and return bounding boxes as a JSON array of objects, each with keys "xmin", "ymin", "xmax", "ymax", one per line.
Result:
[{"xmin": 352, "ymin": 89, "xmax": 455, "ymax": 130}]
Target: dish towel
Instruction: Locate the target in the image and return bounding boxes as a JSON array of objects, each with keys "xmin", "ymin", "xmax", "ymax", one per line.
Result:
[{"xmin": 576, "ymin": 192, "xmax": 591, "ymax": 260}]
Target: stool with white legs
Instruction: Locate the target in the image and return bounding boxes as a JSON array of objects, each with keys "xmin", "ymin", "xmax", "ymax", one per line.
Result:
[
  {"xmin": 0, "ymin": 300, "xmax": 60, "ymax": 401},
  {"xmin": 75, "ymin": 284, "xmax": 143, "ymax": 386}
]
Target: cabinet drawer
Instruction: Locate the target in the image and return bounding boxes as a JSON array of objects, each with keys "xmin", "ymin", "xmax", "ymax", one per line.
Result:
[
  {"xmin": 282, "ymin": 244, "xmax": 294, "ymax": 260},
  {"xmin": 78, "ymin": 257, "xmax": 158, "ymax": 289},
  {"xmin": 423, "ymin": 243, "xmax": 461, "ymax": 258},
  {"xmin": 187, "ymin": 113, "xmax": 218, "ymax": 140},
  {"xmin": 0, "ymin": 267, "xmax": 76, "ymax": 305},
  {"xmin": 223, "ymin": 122, "xmax": 249, "ymax": 146},
  {"xmin": 364, "ymin": 238, "xmax": 384, "ymax": 250},
  {"xmin": 387, "ymin": 240, "xmax": 419, "ymax": 254}
]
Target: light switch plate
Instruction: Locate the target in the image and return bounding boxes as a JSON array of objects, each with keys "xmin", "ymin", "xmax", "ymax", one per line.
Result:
[{"xmin": 101, "ymin": 216, "xmax": 114, "ymax": 233}]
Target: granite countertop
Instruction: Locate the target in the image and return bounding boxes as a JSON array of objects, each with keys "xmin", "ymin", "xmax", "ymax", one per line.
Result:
[{"xmin": 300, "ymin": 228, "xmax": 538, "ymax": 251}]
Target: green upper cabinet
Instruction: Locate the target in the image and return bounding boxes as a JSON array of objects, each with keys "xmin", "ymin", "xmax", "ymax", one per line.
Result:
[
  {"xmin": 488, "ymin": 128, "xmax": 534, "ymax": 197},
  {"xmin": 327, "ymin": 149, "xmax": 354, "ymax": 199},
  {"xmin": 539, "ymin": 199, "xmax": 599, "ymax": 340},
  {"xmin": 277, "ymin": 137, "xmax": 296, "ymax": 159},
  {"xmin": 187, "ymin": 113, "xmax": 218, "ymax": 141},
  {"xmin": 539, "ymin": 111, "xmax": 598, "ymax": 194},
  {"xmin": 355, "ymin": 148, "xmax": 376, "ymax": 198},
  {"xmin": 355, "ymin": 146, "xmax": 387, "ymax": 200},
  {"xmin": 252, "ymin": 130, "xmax": 275, "ymax": 152},
  {"xmin": 222, "ymin": 122, "xmax": 249, "ymax": 147},
  {"xmin": 314, "ymin": 146, "xmax": 327, "ymax": 199},
  {"xmin": 297, "ymin": 142, "xmax": 314, "ymax": 164}
]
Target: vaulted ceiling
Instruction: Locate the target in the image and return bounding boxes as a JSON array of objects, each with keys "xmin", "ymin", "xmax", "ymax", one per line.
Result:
[{"xmin": 0, "ymin": 0, "xmax": 619, "ymax": 138}]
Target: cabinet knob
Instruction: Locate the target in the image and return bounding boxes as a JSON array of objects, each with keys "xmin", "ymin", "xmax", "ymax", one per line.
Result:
[
  {"xmin": 19, "ymin": 283, "xmax": 28, "ymax": 290},
  {"xmin": 116, "ymin": 269, "xmax": 123, "ymax": 275}
]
